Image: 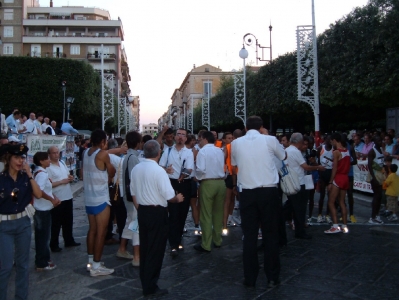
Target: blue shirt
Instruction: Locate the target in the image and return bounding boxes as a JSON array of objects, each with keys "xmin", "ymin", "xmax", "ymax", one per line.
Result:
[
  {"xmin": 354, "ymin": 142, "xmax": 364, "ymax": 153},
  {"xmin": 0, "ymin": 171, "xmax": 33, "ymax": 214},
  {"xmin": 61, "ymin": 122, "xmax": 79, "ymax": 135},
  {"xmin": 7, "ymin": 116, "xmax": 18, "ymax": 134}
]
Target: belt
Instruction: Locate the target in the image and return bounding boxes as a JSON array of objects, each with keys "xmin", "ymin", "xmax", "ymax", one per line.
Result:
[
  {"xmin": 201, "ymin": 178, "xmax": 224, "ymax": 181},
  {"xmin": 139, "ymin": 204, "xmax": 167, "ymax": 208},
  {"xmin": 0, "ymin": 210, "xmax": 28, "ymax": 221},
  {"xmin": 243, "ymin": 184, "xmax": 278, "ymax": 190}
]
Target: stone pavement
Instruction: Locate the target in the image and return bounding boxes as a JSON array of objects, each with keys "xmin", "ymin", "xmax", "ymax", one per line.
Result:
[{"xmin": 6, "ymin": 184, "xmax": 399, "ymax": 300}]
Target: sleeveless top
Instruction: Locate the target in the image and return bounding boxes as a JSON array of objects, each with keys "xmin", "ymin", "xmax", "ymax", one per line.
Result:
[
  {"xmin": 83, "ymin": 148, "xmax": 110, "ymax": 207},
  {"xmin": 320, "ymin": 145, "xmax": 333, "ymax": 169},
  {"xmin": 335, "ymin": 148, "xmax": 350, "ymax": 175}
]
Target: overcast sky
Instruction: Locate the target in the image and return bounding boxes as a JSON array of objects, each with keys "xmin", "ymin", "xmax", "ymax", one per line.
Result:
[{"xmin": 52, "ymin": 0, "xmax": 370, "ymax": 128}]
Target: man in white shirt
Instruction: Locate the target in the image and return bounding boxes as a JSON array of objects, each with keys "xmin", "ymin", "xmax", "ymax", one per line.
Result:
[
  {"xmin": 47, "ymin": 146, "xmax": 81, "ymax": 252},
  {"xmin": 194, "ymin": 131, "xmax": 226, "ymax": 252},
  {"xmin": 158, "ymin": 128, "xmax": 194, "ymax": 257},
  {"xmin": 231, "ymin": 116, "xmax": 286, "ymax": 288},
  {"xmin": 41, "ymin": 117, "xmax": 51, "ymax": 134},
  {"xmin": 6, "ymin": 110, "xmax": 21, "ymax": 134},
  {"xmin": 24, "ymin": 113, "xmax": 38, "ymax": 134},
  {"xmin": 285, "ymin": 133, "xmax": 325, "ymax": 239},
  {"xmin": 130, "ymin": 140, "xmax": 183, "ymax": 297}
]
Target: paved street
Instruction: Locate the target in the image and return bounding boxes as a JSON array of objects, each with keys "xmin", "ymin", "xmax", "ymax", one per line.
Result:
[{"xmin": 6, "ymin": 183, "xmax": 399, "ymax": 300}]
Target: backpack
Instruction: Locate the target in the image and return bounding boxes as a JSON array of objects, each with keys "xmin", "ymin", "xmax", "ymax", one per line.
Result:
[{"xmin": 124, "ymin": 154, "xmax": 133, "ymax": 202}]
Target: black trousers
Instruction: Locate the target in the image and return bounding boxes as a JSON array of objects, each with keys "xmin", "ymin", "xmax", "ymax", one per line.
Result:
[
  {"xmin": 240, "ymin": 187, "xmax": 281, "ymax": 284},
  {"xmin": 168, "ymin": 179, "xmax": 191, "ymax": 249},
  {"xmin": 105, "ymin": 197, "xmax": 127, "ymax": 241},
  {"xmin": 285, "ymin": 185, "xmax": 308, "ymax": 237},
  {"xmin": 50, "ymin": 199, "xmax": 75, "ymax": 248},
  {"xmin": 138, "ymin": 205, "xmax": 169, "ymax": 295}
]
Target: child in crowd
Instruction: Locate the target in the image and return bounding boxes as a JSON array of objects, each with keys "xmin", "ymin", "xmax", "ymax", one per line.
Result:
[{"xmin": 384, "ymin": 164, "xmax": 399, "ymax": 221}]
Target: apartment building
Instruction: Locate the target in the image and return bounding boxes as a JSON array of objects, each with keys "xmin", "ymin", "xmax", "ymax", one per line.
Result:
[
  {"xmin": 158, "ymin": 64, "xmax": 235, "ymax": 132},
  {"xmin": 0, "ymin": 0, "xmax": 132, "ymax": 100},
  {"xmin": 141, "ymin": 123, "xmax": 158, "ymax": 136}
]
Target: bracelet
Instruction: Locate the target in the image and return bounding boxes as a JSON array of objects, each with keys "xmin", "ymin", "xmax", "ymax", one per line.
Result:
[{"xmin": 28, "ymin": 176, "xmax": 34, "ymax": 180}]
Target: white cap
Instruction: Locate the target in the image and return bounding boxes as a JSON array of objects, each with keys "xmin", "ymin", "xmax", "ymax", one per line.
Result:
[{"xmin": 8, "ymin": 136, "xmax": 21, "ymax": 143}]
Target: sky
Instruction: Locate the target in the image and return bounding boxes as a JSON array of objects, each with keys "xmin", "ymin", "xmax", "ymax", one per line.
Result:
[{"xmin": 51, "ymin": 0, "xmax": 370, "ymax": 128}]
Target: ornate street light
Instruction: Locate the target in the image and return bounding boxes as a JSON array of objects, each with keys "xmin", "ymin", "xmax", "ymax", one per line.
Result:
[
  {"xmin": 297, "ymin": 0, "xmax": 320, "ymax": 145},
  {"xmin": 235, "ymin": 27, "xmax": 273, "ymax": 126}
]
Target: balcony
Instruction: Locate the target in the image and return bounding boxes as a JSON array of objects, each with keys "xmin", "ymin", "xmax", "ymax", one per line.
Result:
[
  {"xmin": 87, "ymin": 53, "xmax": 116, "ymax": 60},
  {"xmin": 27, "ymin": 52, "xmax": 67, "ymax": 58},
  {"xmin": 22, "ymin": 33, "xmax": 122, "ymax": 44}
]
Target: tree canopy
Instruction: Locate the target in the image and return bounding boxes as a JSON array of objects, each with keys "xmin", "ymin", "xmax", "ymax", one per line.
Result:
[
  {"xmin": 194, "ymin": 0, "xmax": 398, "ymax": 133},
  {"xmin": 0, "ymin": 56, "xmax": 102, "ymax": 130}
]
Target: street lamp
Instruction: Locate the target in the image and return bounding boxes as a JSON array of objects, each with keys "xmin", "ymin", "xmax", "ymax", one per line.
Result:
[
  {"xmin": 61, "ymin": 81, "xmax": 66, "ymax": 123},
  {"xmin": 66, "ymin": 97, "xmax": 75, "ymax": 120},
  {"xmin": 235, "ymin": 28, "xmax": 273, "ymax": 126},
  {"xmin": 296, "ymin": 0, "xmax": 320, "ymax": 145}
]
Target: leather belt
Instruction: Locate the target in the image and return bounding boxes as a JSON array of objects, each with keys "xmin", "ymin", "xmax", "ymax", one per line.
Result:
[{"xmin": 0, "ymin": 210, "xmax": 28, "ymax": 221}]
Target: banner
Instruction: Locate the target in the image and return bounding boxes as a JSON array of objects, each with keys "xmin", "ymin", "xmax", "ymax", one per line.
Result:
[
  {"xmin": 353, "ymin": 158, "xmax": 399, "ymax": 193},
  {"xmin": 25, "ymin": 135, "xmax": 76, "ymax": 170}
]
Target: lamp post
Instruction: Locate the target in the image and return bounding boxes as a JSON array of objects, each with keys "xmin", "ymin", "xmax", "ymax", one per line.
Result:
[
  {"xmin": 296, "ymin": 0, "xmax": 320, "ymax": 145},
  {"xmin": 236, "ymin": 28, "xmax": 273, "ymax": 126},
  {"xmin": 66, "ymin": 97, "xmax": 75, "ymax": 120},
  {"xmin": 61, "ymin": 81, "xmax": 66, "ymax": 124}
]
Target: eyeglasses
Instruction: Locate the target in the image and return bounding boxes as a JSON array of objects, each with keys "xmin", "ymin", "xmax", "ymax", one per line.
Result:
[
  {"xmin": 11, "ymin": 188, "xmax": 19, "ymax": 203},
  {"xmin": 176, "ymin": 133, "xmax": 186, "ymax": 137}
]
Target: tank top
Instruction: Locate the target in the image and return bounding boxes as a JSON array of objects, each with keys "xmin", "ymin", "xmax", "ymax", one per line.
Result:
[
  {"xmin": 335, "ymin": 148, "xmax": 350, "ymax": 175},
  {"xmin": 320, "ymin": 145, "xmax": 333, "ymax": 169},
  {"xmin": 83, "ymin": 148, "xmax": 110, "ymax": 207}
]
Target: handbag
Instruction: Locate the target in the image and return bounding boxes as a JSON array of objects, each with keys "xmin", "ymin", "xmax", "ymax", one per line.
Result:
[
  {"xmin": 109, "ymin": 159, "xmax": 122, "ymax": 202},
  {"xmin": 278, "ymin": 161, "xmax": 301, "ymax": 195},
  {"xmin": 304, "ymin": 174, "xmax": 314, "ymax": 190}
]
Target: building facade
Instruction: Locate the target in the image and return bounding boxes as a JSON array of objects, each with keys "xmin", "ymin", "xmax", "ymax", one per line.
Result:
[
  {"xmin": 141, "ymin": 123, "xmax": 158, "ymax": 136},
  {"xmin": 0, "ymin": 0, "xmax": 136, "ymax": 128},
  {"xmin": 158, "ymin": 64, "xmax": 235, "ymax": 133}
]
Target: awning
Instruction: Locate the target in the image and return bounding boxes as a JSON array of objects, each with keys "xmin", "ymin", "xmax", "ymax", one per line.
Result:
[{"xmin": 49, "ymin": 12, "xmax": 71, "ymax": 16}]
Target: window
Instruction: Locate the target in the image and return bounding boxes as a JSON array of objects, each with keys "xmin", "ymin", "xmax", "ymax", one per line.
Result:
[
  {"xmin": 4, "ymin": 0, "xmax": 15, "ymax": 3},
  {"xmin": 203, "ymin": 81, "xmax": 212, "ymax": 96},
  {"xmin": 4, "ymin": 26, "xmax": 13, "ymax": 38},
  {"xmin": 4, "ymin": 9, "xmax": 14, "ymax": 20},
  {"xmin": 70, "ymin": 45, "xmax": 80, "ymax": 55},
  {"xmin": 3, "ymin": 44, "xmax": 13, "ymax": 55},
  {"xmin": 31, "ymin": 45, "xmax": 41, "ymax": 57}
]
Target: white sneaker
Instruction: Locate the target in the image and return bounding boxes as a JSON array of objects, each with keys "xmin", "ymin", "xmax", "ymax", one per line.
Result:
[
  {"xmin": 194, "ymin": 226, "xmax": 202, "ymax": 236},
  {"xmin": 324, "ymin": 226, "xmax": 342, "ymax": 234},
  {"xmin": 116, "ymin": 251, "xmax": 133, "ymax": 260},
  {"xmin": 368, "ymin": 218, "xmax": 384, "ymax": 225},
  {"xmin": 112, "ymin": 224, "xmax": 118, "ymax": 234},
  {"xmin": 87, "ymin": 262, "xmax": 104, "ymax": 272},
  {"xmin": 325, "ymin": 215, "xmax": 332, "ymax": 224},
  {"xmin": 227, "ymin": 216, "xmax": 236, "ymax": 227},
  {"xmin": 317, "ymin": 215, "xmax": 324, "ymax": 223},
  {"xmin": 90, "ymin": 265, "xmax": 114, "ymax": 277},
  {"xmin": 388, "ymin": 215, "xmax": 398, "ymax": 221},
  {"xmin": 232, "ymin": 215, "xmax": 241, "ymax": 226}
]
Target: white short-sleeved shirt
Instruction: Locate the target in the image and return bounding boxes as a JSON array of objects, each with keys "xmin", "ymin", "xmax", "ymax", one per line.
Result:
[
  {"xmin": 109, "ymin": 153, "xmax": 124, "ymax": 197},
  {"xmin": 158, "ymin": 145, "xmax": 194, "ymax": 179},
  {"xmin": 47, "ymin": 161, "xmax": 73, "ymax": 201},
  {"xmin": 33, "ymin": 166, "xmax": 54, "ymax": 211},
  {"xmin": 231, "ymin": 130, "xmax": 286, "ymax": 189},
  {"xmin": 130, "ymin": 159, "xmax": 175, "ymax": 207},
  {"xmin": 286, "ymin": 145, "xmax": 306, "ymax": 185},
  {"xmin": 195, "ymin": 144, "xmax": 225, "ymax": 180}
]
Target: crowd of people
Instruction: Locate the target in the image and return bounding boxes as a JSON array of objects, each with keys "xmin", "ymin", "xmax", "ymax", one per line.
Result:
[
  {"xmin": 0, "ymin": 107, "xmax": 79, "ymax": 143},
  {"xmin": 1, "ymin": 115, "xmax": 399, "ymax": 299}
]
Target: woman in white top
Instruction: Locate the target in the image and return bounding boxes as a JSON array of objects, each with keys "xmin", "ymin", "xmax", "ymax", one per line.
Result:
[{"xmin": 32, "ymin": 152, "xmax": 61, "ymax": 271}]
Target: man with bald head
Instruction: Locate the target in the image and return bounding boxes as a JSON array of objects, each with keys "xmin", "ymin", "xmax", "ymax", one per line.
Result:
[
  {"xmin": 47, "ymin": 120, "xmax": 61, "ymax": 135},
  {"xmin": 47, "ymin": 146, "xmax": 80, "ymax": 251}
]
